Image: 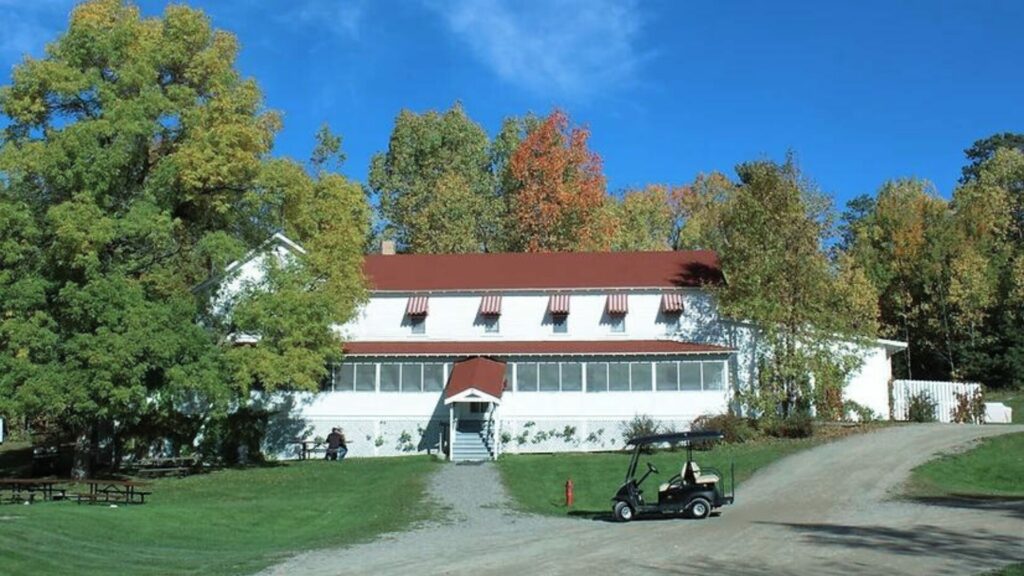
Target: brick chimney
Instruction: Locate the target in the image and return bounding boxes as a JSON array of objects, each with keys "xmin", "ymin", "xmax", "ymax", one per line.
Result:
[{"xmin": 380, "ymin": 240, "xmax": 396, "ymax": 255}]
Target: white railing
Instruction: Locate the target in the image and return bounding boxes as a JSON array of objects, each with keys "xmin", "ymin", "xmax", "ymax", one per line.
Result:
[{"xmin": 892, "ymin": 379, "xmax": 982, "ymax": 423}]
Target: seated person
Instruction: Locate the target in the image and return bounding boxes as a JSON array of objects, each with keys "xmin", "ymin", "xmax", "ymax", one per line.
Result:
[{"xmin": 325, "ymin": 427, "xmax": 348, "ymax": 461}]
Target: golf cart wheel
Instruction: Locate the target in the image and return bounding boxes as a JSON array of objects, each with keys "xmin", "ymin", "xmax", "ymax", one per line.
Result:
[
  {"xmin": 613, "ymin": 501, "xmax": 634, "ymax": 522},
  {"xmin": 688, "ymin": 497, "xmax": 712, "ymax": 520}
]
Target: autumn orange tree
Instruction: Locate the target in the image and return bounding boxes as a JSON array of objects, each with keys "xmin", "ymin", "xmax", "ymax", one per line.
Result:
[{"xmin": 504, "ymin": 110, "xmax": 611, "ymax": 252}]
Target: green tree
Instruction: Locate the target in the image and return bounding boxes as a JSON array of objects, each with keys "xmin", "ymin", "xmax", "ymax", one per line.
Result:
[
  {"xmin": 605, "ymin": 185, "xmax": 673, "ymax": 251},
  {"xmin": 717, "ymin": 157, "xmax": 877, "ymax": 418},
  {"xmin": 0, "ymin": 0, "xmax": 367, "ymax": 472},
  {"xmin": 671, "ymin": 172, "xmax": 735, "ymax": 250},
  {"xmin": 961, "ymin": 132, "xmax": 1024, "ymax": 183},
  {"xmin": 369, "ymin": 104, "xmax": 499, "ymax": 253}
]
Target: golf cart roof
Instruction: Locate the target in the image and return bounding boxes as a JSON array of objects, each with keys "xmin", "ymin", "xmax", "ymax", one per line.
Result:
[{"xmin": 626, "ymin": 430, "xmax": 724, "ymax": 446}]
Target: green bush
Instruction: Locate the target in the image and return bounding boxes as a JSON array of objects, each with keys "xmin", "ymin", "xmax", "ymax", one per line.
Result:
[
  {"xmin": 761, "ymin": 414, "xmax": 814, "ymax": 438},
  {"xmin": 906, "ymin": 390, "xmax": 938, "ymax": 423},
  {"xmin": 619, "ymin": 414, "xmax": 661, "ymax": 443},
  {"xmin": 691, "ymin": 412, "xmax": 759, "ymax": 443},
  {"xmin": 843, "ymin": 400, "xmax": 879, "ymax": 423}
]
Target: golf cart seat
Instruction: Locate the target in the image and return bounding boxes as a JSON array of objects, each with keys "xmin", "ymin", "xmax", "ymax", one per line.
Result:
[{"xmin": 685, "ymin": 462, "xmax": 719, "ymax": 485}]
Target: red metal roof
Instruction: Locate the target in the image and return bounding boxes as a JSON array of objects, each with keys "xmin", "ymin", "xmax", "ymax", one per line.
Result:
[
  {"xmin": 343, "ymin": 340, "xmax": 733, "ymax": 356},
  {"xmin": 445, "ymin": 357, "xmax": 506, "ymax": 400},
  {"xmin": 363, "ymin": 250, "xmax": 724, "ymax": 292}
]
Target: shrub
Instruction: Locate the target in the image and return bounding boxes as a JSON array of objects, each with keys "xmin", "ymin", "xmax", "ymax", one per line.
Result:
[
  {"xmin": 619, "ymin": 415, "xmax": 661, "ymax": 443},
  {"xmin": 761, "ymin": 413, "xmax": 814, "ymax": 438},
  {"xmin": 906, "ymin": 390, "xmax": 938, "ymax": 422},
  {"xmin": 691, "ymin": 412, "xmax": 758, "ymax": 444},
  {"xmin": 950, "ymin": 388, "xmax": 986, "ymax": 424},
  {"xmin": 843, "ymin": 400, "xmax": 879, "ymax": 423}
]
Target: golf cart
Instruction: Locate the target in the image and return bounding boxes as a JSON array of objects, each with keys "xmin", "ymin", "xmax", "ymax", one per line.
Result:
[{"xmin": 612, "ymin": 430, "xmax": 734, "ymax": 522}]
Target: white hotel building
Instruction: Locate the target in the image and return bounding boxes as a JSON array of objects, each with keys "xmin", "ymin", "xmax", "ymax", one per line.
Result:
[{"xmin": 238, "ymin": 237, "xmax": 905, "ymax": 462}]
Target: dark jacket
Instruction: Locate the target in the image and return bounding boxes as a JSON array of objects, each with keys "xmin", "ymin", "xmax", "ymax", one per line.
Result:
[{"xmin": 326, "ymin": 431, "xmax": 346, "ymax": 450}]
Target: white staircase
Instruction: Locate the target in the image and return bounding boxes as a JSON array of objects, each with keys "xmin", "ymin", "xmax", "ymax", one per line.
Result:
[{"xmin": 452, "ymin": 425, "xmax": 493, "ymax": 462}]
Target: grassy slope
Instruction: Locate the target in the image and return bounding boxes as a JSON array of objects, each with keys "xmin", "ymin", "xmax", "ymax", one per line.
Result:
[
  {"xmin": 986, "ymin": 391, "xmax": 1024, "ymax": 424},
  {"xmin": 0, "ymin": 455, "xmax": 439, "ymax": 576},
  {"xmin": 984, "ymin": 564, "xmax": 1024, "ymax": 576},
  {"xmin": 908, "ymin": 432, "xmax": 1024, "ymax": 498},
  {"xmin": 497, "ymin": 437, "xmax": 823, "ymax": 516}
]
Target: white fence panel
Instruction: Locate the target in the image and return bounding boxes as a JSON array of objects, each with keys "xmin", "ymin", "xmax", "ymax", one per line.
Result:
[{"xmin": 892, "ymin": 379, "xmax": 982, "ymax": 423}]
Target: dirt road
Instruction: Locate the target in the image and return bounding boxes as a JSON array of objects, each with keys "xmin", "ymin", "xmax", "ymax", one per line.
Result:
[{"xmin": 260, "ymin": 424, "xmax": 1024, "ymax": 575}]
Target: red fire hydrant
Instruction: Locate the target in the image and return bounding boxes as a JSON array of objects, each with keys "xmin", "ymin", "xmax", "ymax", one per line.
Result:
[{"xmin": 565, "ymin": 478, "xmax": 574, "ymax": 507}]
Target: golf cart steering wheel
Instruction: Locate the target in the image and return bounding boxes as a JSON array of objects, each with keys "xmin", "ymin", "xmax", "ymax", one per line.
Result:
[{"xmin": 647, "ymin": 462, "xmax": 659, "ymax": 474}]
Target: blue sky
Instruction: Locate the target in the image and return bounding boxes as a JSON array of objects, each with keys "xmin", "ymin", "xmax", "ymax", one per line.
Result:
[{"xmin": 2, "ymin": 0, "xmax": 1023, "ymax": 207}]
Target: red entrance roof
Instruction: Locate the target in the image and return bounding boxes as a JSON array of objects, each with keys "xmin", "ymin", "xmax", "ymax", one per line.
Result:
[
  {"xmin": 445, "ymin": 357, "xmax": 506, "ymax": 401},
  {"xmin": 363, "ymin": 250, "xmax": 724, "ymax": 292},
  {"xmin": 343, "ymin": 340, "xmax": 733, "ymax": 357}
]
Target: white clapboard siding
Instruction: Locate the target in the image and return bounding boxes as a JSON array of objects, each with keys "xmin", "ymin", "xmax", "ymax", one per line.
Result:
[{"xmin": 892, "ymin": 379, "xmax": 982, "ymax": 423}]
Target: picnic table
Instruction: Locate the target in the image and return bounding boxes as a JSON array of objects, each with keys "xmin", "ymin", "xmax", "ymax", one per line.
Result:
[
  {"xmin": 135, "ymin": 456, "xmax": 198, "ymax": 477},
  {"xmin": 289, "ymin": 439, "xmax": 326, "ymax": 460},
  {"xmin": 75, "ymin": 479, "xmax": 151, "ymax": 505},
  {"xmin": 0, "ymin": 479, "xmax": 67, "ymax": 504}
]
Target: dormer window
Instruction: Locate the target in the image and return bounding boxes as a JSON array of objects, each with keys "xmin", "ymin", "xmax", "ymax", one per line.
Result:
[
  {"xmin": 406, "ymin": 295, "xmax": 428, "ymax": 335},
  {"xmin": 607, "ymin": 294, "xmax": 628, "ymax": 334},
  {"xmin": 480, "ymin": 295, "xmax": 502, "ymax": 334},
  {"xmin": 548, "ymin": 294, "xmax": 570, "ymax": 334}
]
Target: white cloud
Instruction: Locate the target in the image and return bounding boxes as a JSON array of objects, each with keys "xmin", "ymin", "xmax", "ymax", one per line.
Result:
[
  {"xmin": 288, "ymin": 0, "xmax": 367, "ymax": 40},
  {"xmin": 425, "ymin": 0, "xmax": 646, "ymax": 99}
]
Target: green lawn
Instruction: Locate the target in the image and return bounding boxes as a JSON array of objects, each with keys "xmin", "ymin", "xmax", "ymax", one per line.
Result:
[
  {"xmin": 0, "ymin": 455, "xmax": 440, "ymax": 576},
  {"xmin": 908, "ymin": 432, "xmax": 1024, "ymax": 498},
  {"xmin": 986, "ymin": 391, "xmax": 1024, "ymax": 424},
  {"xmin": 497, "ymin": 436, "xmax": 825, "ymax": 516},
  {"xmin": 983, "ymin": 564, "xmax": 1024, "ymax": 576}
]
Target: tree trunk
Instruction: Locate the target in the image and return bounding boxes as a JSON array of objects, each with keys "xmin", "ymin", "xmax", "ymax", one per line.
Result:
[{"xmin": 71, "ymin": 430, "xmax": 91, "ymax": 480}]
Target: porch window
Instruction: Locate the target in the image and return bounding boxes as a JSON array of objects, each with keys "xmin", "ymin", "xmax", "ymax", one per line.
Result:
[
  {"xmin": 630, "ymin": 362, "xmax": 652, "ymax": 391},
  {"xmin": 680, "ymin": 362, "xmax": 702, "ymax": 391},
  {"xmin": 703, "ymin": 362, "xmax": 726, "ymax": 390},
  {"xmin": 608, "ymin": 362, "xmax": 631, "ymax": 391},
  {"xmin": 401, "ymin": 363, "xmax": 422, "ymax": 392},
  {"xmin": 656, "ymin": 362, "xmax": 679, "ymax": 391},
  {"xmin": 561, "ymin": 362, "xmax": 583, "ymax": 391},
  {"xmin": 539, "ymin": 363, "xmax": 560, "ymax": 391},
  {"xmin": 334, "ymin": 363, "xmax": 355, "ymax": 392},
  {"xmin": 517, "ymin": 362, "xmax": 539, "ymax": 392},
  {"xmin": 423, "ymin": 364, "xmax": 445, "ymax": 392},
  {"xmin": 380, "ymin": 364, "xmax": 401, "ymax": 392},
  {"xmin": 587, "ymin": 362, "xmax": 609, "ymax": 392},
  {"xmin": 355, "ymin": 364, "xmax": 376, "ymax": 392}
]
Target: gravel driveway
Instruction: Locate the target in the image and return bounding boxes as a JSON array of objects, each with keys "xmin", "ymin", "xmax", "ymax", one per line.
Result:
[{"xmin": 259, "ymin": 424, "xmax": 1024, "ymax": 575}]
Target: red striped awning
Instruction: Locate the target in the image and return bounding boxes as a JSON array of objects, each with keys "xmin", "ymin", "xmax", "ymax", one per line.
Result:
[
  {"xmin": 607, "ymin": 293, "xmax": 628, "ymax": 315},
  {"xmin": 548, "ymin": 294, "xmax": 570, "ymax": 315},
  {"xmin": 661, "ymin": 293, "xmax": 684, "ymax": 313},
  {"xmin": 406, "ymin": 295, "xmax": 429, "ymax": 316},
  {"xmin": 480, "ymin": 295, "xmax": 502, "ymax": 315}
]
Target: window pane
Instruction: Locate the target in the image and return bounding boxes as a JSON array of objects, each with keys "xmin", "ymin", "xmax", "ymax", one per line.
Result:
[
  {"xmin": 401, "ymin": 363, "xmax": 422, "ymax": 392},
  {"xmin": 539, "ymin": 363, "xmax": 560, "ymax": 391},
  {"xmin": 518, "ymin": 362, "xmax": 538, "ymax": 392},
  {"xmin": 656, "ymin": 362, "xmax": 679, "ymax": 391},
  {"xmin": 355, "ymin": 364, "xmax": 376, "ymax": 391},
  {"xmin": 423, "ymin": 364, "xmax": 445, "ymax": 392},
  {"xmin": 611, "ymin": 316, "xmax": 625, "ymax": 333},
  {"xmin": 680, "ymin": 362, "xmax": 702, "ymax": 391},
  {"xmin": 411, "ymin": 316, "xmax": 425, "ymax": 334},
  {"xmin": 504, "ymin": 363, "xmax": 514, "ymax": 391},
  {"xmin": 484, "ymin": 317, "xmax": 500, "ymax": 333},
  {"xmin": 380, "ymin": 364, "xmax": 400, "ymax": 392},
  {"xmin": 608, "ymin": 362, "xmax": 630, "ymax": 391},
  {"xmin": 703, "ymin": 362, "xmax": 725, "ymax": 390},
  {"xmin": 587, "ymin": 362, "xmax": 608, "ymax": 393},
  {"xmin": 630, "ymin": 362, "xmax": 652, "ymax": 391},
  {"xmin": 553, "ymin": 315, "xmax": 568, "ymax": 334},
  {"xmin": 561, "ymin": 362, "xmax": 582, "ymax": 391},
  {"xmin": 336, "ymin": 364, "xmax": 354, "ymax": 391}
]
